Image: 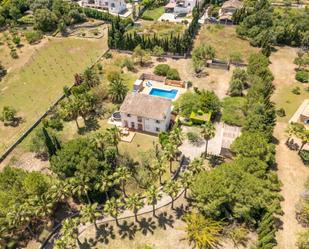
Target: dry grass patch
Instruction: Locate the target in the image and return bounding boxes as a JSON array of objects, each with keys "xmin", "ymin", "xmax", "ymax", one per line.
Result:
[
  {"xmin": 126, "ymin": 21, "xmax": 186, "ymax": 38},
  {"xmin": 194, "ymin": 24, "xmax": 259, "ymax": 63}
]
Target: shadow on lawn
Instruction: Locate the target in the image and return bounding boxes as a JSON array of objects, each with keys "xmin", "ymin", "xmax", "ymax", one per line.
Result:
[
  {"xmin": 79, "ymin": 205, "xmax": 188, "ymax": 248},
  {"xmin": 78, "ymin": 118, "xmax": 100, "ymax": 135}
]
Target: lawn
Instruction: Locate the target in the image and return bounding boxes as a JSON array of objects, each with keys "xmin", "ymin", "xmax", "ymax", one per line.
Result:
[
  {"xmin": 273, "ymin": 83, "xmax": 309, "ymax": 123},
  {"xmin": 141, "ymin": 6, "xmax": 165, "ymax": 20},
  {"xmin": 0, "ymin": 35, "xmax": 108, "ymax": 155},
  {"xmin": 194, "ymin": 24, "xmax": 259, "ymax": 62},
  {"xmin": 126, "ymin": 21, "xmax": 186, "ymax": 38}
]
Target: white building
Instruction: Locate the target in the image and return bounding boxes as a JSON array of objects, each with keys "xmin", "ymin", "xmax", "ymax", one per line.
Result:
[
  {"xmin": 119, "ymin": 93, "xmax": 172, "ymax": 134},
  {"xmin": 218, "ymin": 0, "xmax": 242, "ymax": 24},
  {"xmin": 81, "ymin": 0, "xmax": 127, "ymax": 14},
  {"xmin": 165, "ymin": 0, "xmax": 198, "ymax": 14}
]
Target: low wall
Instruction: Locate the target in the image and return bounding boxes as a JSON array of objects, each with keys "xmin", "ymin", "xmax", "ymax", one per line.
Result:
[{"xmin": 139, "ymin": 73, "xmax": 166, "ymax": 83}]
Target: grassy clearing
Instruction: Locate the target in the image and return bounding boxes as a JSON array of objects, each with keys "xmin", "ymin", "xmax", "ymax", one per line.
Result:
[
  {"xmin": 0, "ymin": 35, "xmax": 107, "ymax": 155},
  {"xmin": 141, "ymin": 6, "xmax": 165, "ymax": 20},
  {"xmin": 194, "ymin": 24, "xmax": 259, "ymax": 62},
  {"xmin": 127, "ymin": 21, "xmax": 186, "ymax": 38},
  {"xmin": 273, "ymin": 83, "xmax": 309, "ymax": 123}
]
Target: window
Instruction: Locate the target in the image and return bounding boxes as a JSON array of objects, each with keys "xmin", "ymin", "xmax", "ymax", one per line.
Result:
[
  {"xmin": 137, "ymin": 117, "xmax": 142, "ymax": 123},
  {"xmin": 155, "ymin": 120, "xmax": 160, "ymax": 124},
  {"xmin": 156, "ymin": 127, "xmax": 160, "ymax": 132},
  {"xmin": 111, "ymin": 3, "xmax": 115, "ymax": 7},
  {"xmin": 131, "ymin": 122, "xmax": 135, "ymax": 128},
  {"xmin": 127, "ymin": 114, "xmax": 131, "ymax": 117}
]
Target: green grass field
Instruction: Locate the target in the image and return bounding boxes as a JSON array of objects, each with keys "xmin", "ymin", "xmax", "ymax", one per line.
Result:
[
  {"xmin": 195, "ymin": 24, "xmax": 259, "ymax": 62},
  {"xmin": 273, "ymin": 83, "xmax": 309, "ymax": 123},
  {"xmin": 0, "ymin": 36, "xmax": 107, "ymax": 155},
  {"xmin": 141, "ymin": 6, "xmax": 165, "ymax": 20}
]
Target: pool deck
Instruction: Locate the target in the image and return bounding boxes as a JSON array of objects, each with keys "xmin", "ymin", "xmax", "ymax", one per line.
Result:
[{"xmin": 140, "ymin": 80, "xmax": 186, "ymax": 100}]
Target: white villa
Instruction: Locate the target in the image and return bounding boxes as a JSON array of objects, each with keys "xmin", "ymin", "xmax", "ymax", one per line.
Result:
[
  {"xmin": 165, "ymin": 0, "xmax": 198, "ymax": 14},
  {"xmin": 119, "ymin": 93, "xmax": 172, "ymax": 134},
  {"xmin": 81, "ymin": 0, "xmax": 127, "ymax": 14}
]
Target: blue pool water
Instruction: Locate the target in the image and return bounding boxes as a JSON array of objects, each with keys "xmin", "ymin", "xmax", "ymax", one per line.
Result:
[{"xmin": 149, "ymin": 88, "xmax": 178, "ymax": 100}]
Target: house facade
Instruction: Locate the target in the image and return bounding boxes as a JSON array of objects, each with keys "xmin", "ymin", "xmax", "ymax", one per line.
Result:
[
  {"xmin": 119, "ymin": 93, "xmax": 172, "ymax": 134},
  {"xmin": 81, "ymin": 0, "xmax": 127, "ymax": 14},
  {"xmin": 219, "ymin": 0, "xmax": 242, "ymax": 24},
  {"xmin": 165, "ymin": 0, "xmax": 198, "ymax": 14}
]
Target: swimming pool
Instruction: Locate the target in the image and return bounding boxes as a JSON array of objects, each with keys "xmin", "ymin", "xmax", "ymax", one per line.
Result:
[{"xmin": 149, "ymin": 88, "xmax": 178, "ymax": 100}]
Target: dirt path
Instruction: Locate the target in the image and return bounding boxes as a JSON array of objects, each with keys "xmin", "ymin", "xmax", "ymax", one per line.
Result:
[
  {"xmin": 270, "ymin": 46, "xmax": 309, "ymax": 249},
  {"xmin": 274, "ymin": 123, "xmax": 309, "ymax": 249}
]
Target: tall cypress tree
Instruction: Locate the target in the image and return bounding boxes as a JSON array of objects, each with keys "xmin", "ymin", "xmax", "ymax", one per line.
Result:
[{"xmin": 42, "ymin": 127, "xmax": 56, "ymax": 157}]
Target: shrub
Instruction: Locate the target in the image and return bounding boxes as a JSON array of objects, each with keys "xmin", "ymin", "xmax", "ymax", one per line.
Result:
[
  {"xmin": 122, "ymin": 58, "xmax": 135, "ymax": 71},
  {"xmin": 97, "ymin": 64, "xmax": 103, "ymax": 71},
  {"xmin": 25, "ymin": 30, "xmax": 42, "ymax": 44},
  {"xmin": 10, "ymin": 50, "xmax": 18, "ymax": 59},
  {"xmin": 299, "ymin": 150, "xmax": 309, "ymax": 165},
  {"xmin": 297, "ymin": 231, "xmax": 309, "ymax": 249},
  {"xmin": 154, "ymin": 64, "xmax": 170, "ymax": 76},
  {"xmin": 154, "ymin": 64, "xmax": 180, "ymax": 80},
  {"xmin": 292, "ymin": 86, "xmax": 301, "ymax": 95},
  {"xmin": 12, "ymin": 35, "xmax": 21, "ymax": 46},
  {"xmin": 167, "ymin": 68, "xmax": 180, "ymax": 80},
  {"xmin": 222, "ymin": 97, "xmax": 246, "ymax": 127},
  {"xmin": 187, "ymin": 132, "xmax": 201, "ymax": 145},
  {"xmin": 105, "ymin": 52, "xmax": 113, "ymax": 59},
  {"xmin": 276, "ymin": 108, "xmax": 286, "ymax": 117},
  {"xmin": 296, "ymin": 71, "xmax": 309, "ymax": 83}
]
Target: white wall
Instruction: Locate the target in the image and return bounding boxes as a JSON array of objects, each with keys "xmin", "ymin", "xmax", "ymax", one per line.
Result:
[
  {"xmin": 83, "ymin": 0, "xmax": 126, "ymax": 14},
  {"xmin": 120, "ymin": 106, "xmax": 171, "ymax": 134}
]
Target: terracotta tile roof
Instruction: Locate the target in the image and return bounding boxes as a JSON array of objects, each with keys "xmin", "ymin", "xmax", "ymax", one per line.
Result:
[{"xmin": 120, "ymin": 93, "xmax": 172, "ymax": 120}]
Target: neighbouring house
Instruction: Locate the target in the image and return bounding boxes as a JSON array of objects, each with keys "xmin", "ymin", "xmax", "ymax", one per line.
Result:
[
  {"xmin": 165, "ymin": 0, "xmax": 198, "ymax": 14},
  {"xmin": 218, "ymin": 0, "xmax": 242, "ymax": 24},
  {"xmin": 81, "ymin": 0, "xmax": 127, "ymax": 14},
  {"xmin": 119, "ymin": 93, "xmax": 172, "ymax": 133},
  {"xmin": 289, "ymin": 99, "xmax": 309, "ymax": 125}
]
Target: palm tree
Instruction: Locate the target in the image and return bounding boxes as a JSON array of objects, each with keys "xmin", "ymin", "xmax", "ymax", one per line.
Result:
[
  {"xmin": 58, "ymin": 217, "xmax": 81, "ymax": 248},
  {"xmin": 49, "ymin": 181, "xmax": 72, "ymax": 203},
  {"xmin": 298, "ymin": 129, "xmax": 309, "ymax": 152},
  {"xmin": 125, "ymin": 193, "xmax": 144, "ymax": 222},
  {"xmin": 285, "ymin": 122, "xmax": 304, "ymax": 143},
  {"xmin": 31, "ymin": 194, "xmax": 54, "ymax": 221},
  {"xmin": 164, "ymin": 142, "xmax": 178, "ymax": 174},
  {"xmin": 184, "ymin": 213, "xmax": 224, "ymax": 249},
  {"xmin": 163, "ymin": 180, "xmax": 180, "ymax": 210},
  {"xmin": 106, "ymin": 126, "xmax": 121, "ymax": 154},
  {"xmin": 108, "ymin": 77, "xmax": 129, "ymax": 103},
  {"xmin": 153, "ymin": 157, "xmax": 166, "ymax": 185},
  {"xmin": 80, "ymin": 203, "xmax": 101, "ymax": 230},
  {"xmin": 145, "ymin": 185, "xmax": 162, "ymax": 217},
  {"xmin": 169, "ymin": 127, "xmax": 183, "ymax": 146},
  {"xmin": 114, "ymin": 165, "xmax": 131, "ymax": 197},
  {"xmin": 69, "ymin": 176, "xmax": 91, "ymax": 204},
  {"xmin": 180, "ymin": 171, "xmax": 194, "ymax": 199},
  {"xmin": 188, "ymin": 158, "xmax": 204, "ymax": 175},
  {"xmin": 83, "ymin": 67, "xmax": 100, "ymax": 88},
  {"xmin": 104, "ymin": 197, "xmax": 124, "ymax": 226},
  {"xmin": 201, "ymin": 122, "xmax": 216, "ymax": 157},
  {"xmin": 7, "ymin": 204, "xmax": 35, "ymax": 238},
  {"xmin": 95, "ymin": 172, "xmax": 114, "ymax": 200}
]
